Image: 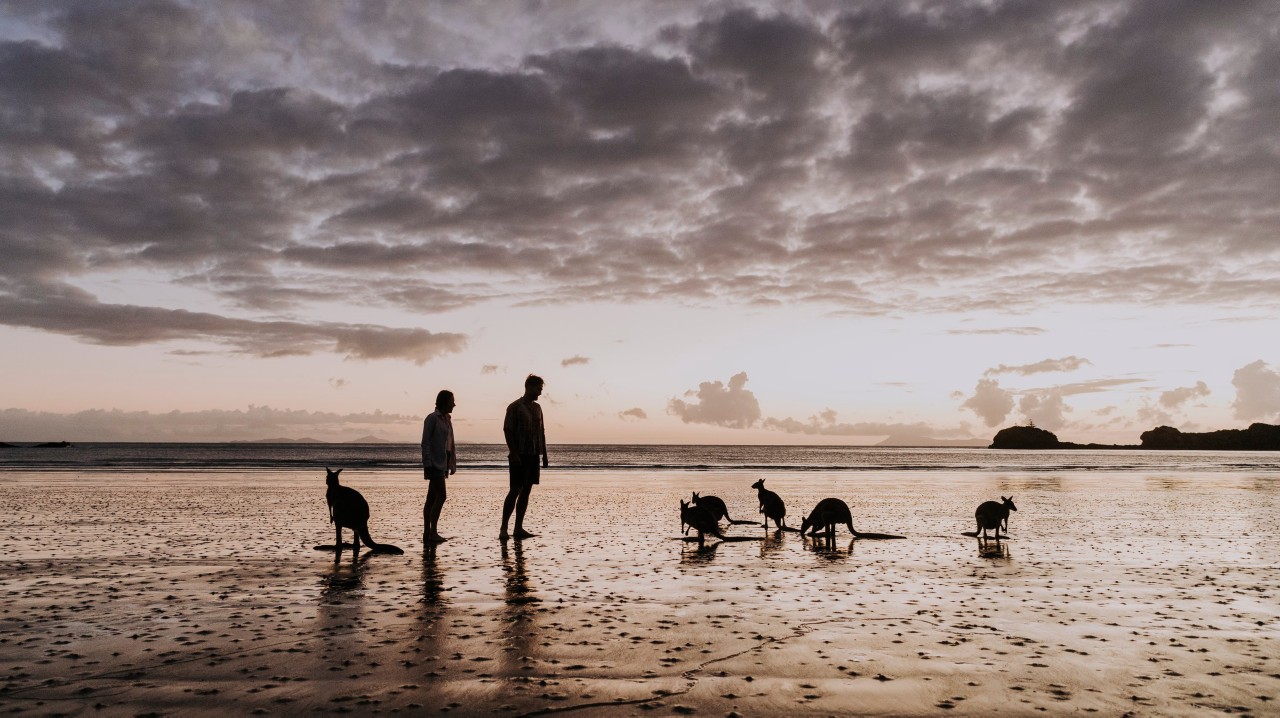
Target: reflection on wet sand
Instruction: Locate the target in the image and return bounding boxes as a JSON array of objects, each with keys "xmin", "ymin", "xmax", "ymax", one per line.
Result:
[
  {"xmin": 500, "ymin": 540, "xmax": 542, "ymax": 676},
  {"xmin": 978, "ymin": 540, "xmax": 1010, "ymax": 559},
  {"xmin": 805, "ymin": 533, "xmax": 854, "ymax": 559}
]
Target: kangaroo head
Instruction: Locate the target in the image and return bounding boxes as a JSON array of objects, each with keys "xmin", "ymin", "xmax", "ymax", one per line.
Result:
[
  {"xmin": 1002, "ymin": 495, "xmax": 1017, "ymax": 512},
  {"xmin": 692, "ymin": 491, "xmax": 701, "ymax": 502},
  {"xmin": 800, "ymin": 514, "xmax": 812, "ymax": 535},
  {"xmin": 326, "ymin": 467, "xmax": 342, "ymax": 486},
  {"xmin": 680, "ymin": 499, "xmax": 688, "ymax": 511},
  {"xmin": 751, "ymin": 478, "xmax": 765, "ymax": 490}
]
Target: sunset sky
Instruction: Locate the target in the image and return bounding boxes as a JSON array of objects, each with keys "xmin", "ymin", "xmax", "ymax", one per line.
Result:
[{"xmin": 2, "ymin": 1, "xmax": 1279, "ymax": 444}]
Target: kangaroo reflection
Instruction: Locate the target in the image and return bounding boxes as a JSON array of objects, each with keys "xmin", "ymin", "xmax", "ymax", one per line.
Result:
[
  {"xmin": 805, "ymin": 533, "xmax": 854, "ymax": 559},
  {"xmin": 320, "ymin": 549, "xmax": 372, "ymax": 599},
  {"xmin": 759, "ymin": 530, "xmax": 785, "ymax": 558},
  {"xmin": 680, "ymin": 539, "xmax": 722, "ymax": 564},
  {"xmin": 315, "ymin": 550, "xmax": 372, "ymax": 674},
  {"xmin": 978, "ymin": 540, "xmax": 1010, "ymax": 559},
  {"xmin": 500, "ymin": 541, "xmax": 542, "ymax": 673}
]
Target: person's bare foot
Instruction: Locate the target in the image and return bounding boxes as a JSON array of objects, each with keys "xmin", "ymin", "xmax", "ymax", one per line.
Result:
[
  {"xmin": 513, "ymin": 529, "xmax": 536, "ymax": 539},
  {"xmin": 428, "ymin": 534, "xmax": 448, "ymax": 543},
  {"xmin": 499, "ymin": 530, "xmax": 510, "ymax": 541}
]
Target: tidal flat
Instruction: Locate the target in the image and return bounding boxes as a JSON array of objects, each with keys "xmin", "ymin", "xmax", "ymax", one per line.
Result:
[{"xmin": 1, "ymin": 469, "xmax": 1277, "ymax": 716}]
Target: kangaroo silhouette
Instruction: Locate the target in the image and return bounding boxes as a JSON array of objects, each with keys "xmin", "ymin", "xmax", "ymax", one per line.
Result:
[
  {"xmin": 320, "ymin": 468, "xmax": 403, "ymax": 554},
  {"xmin": 800, "ymin": 498, "xmax": 856, "ymax": 537},
  {"xmin": 750, "ymin": 478, "xmax": 790, "ymax": 530},
  {"xmin": 680, "ymin": 499, "xmax": 724, "ymax": 546},
  {"xmin": 691, "ymin": 491, "xmax": 756, "ymax": 526},
  {"xmin": 973, "ymin": 496, "xmax": 1016, "ymax": 540}
]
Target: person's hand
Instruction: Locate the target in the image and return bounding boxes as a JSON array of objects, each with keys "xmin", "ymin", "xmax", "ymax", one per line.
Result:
[
  {"xmin": 449, "ymin": 467, "xmax": 456, "ymax": 476},
  {"xmin": 541, "ymin": 455, "xmax": 549, "ymax": 468}
]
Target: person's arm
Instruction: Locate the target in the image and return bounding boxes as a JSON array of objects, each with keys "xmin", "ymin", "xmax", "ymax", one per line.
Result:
[
  {"xmin": 538, "ymin": 405, "xmax": 549, "ymax": 468},
  {"xmin": 447, "ymin": 421, "xmax": 457, "ymax": 475},
  {"xmin": 421, "ymin": 415, "xmax": 435, "ymax": 468},
  {"xmin": 503, "ymin": 403, "xmax": 521, "ymax": 466}
]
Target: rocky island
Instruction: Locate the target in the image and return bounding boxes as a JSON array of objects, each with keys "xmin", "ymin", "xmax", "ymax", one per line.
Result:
[{"xmin": 991, "ymin": 423, "xmax": 1280, "ymax": 450}]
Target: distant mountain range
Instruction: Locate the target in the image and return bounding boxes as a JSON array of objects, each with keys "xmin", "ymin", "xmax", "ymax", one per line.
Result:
[{"xmin": 231, "ymin": 435, "xmax": 392, "ymax": 444}]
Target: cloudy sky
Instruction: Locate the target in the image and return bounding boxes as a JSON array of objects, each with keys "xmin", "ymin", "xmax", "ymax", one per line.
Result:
[{"xmin": 2, "ymin": 0, "xmax": 1279, "ymax": 444}]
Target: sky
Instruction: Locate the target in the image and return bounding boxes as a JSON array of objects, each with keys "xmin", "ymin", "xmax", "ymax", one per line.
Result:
[{"xmin": 2, "ymin": 0, "xmax": 1279, "ymax": 445}]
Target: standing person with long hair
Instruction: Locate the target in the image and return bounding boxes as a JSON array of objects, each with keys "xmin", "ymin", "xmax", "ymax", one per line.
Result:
[
  {"xmin": 500, "ymin": 375, "xmax": 547, "ymax": 540},
  {"xmin": 422, "ymin": 389, "xmax": 456, "ymax": 544}
]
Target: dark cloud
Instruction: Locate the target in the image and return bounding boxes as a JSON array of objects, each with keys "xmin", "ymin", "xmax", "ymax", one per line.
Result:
[
  {"xmin": 560, "ymin": 355, "xmax": 590, "ymax": 367},
  {"xmin": 1159, "ymin": 381, "xmax": 1210, "ymax": 409},
  {"xmin": 618, "ymin": 407, "xmax": 647, "ymax": 421},
  {"xmin": 0, "ymin": 284, "xmax": 466, "ymax": 363},
  {"xmin": 0, "ymin": 405, "xmax": 415, "ymax": 442},
  {"xmin": 2, "ymin": 0, "xmax": 1280, "ymax": 353}
]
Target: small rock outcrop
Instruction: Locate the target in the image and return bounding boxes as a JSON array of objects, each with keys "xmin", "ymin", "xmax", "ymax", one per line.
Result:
[{"xmin": 990, "ymin": 425, "xmax": 1060, "ymax": 449}]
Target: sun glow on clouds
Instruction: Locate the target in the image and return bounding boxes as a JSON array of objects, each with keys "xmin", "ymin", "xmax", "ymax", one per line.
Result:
[{"xmin": 1, "ymin": 2, "xmax": 1279, "ymax": 443}]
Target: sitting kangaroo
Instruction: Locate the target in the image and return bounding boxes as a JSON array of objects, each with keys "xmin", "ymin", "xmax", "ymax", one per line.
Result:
[
  {"xmin": 974, "ymin": 496, "xmax": 1017, "ymax": 540},
  {"xmin": 750, "ymin": 478, "xmax": 789, "ymax": 530},
  {"xmin": 322, "ymin": 468, "xmax": 403, "ymax": 554},
  {"xmin": 801, "ymin": 498, "xmax": 857, "ymax": 537},
  {"xmin": 680, "ymin": 499, "xmax": 724, "ymax": 546}
]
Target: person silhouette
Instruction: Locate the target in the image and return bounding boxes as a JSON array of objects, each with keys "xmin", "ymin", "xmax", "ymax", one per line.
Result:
[
  {"xmin": 500, "ymin": 375, "xmax": 547, "ymax": 540},
  {"xmin": 421, "ymin": 389, "xmax": 456, "ymax": 544}
]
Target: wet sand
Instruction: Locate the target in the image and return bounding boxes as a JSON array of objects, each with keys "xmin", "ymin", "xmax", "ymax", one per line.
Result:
[{"xmin": 1, "ymin": 469, "xmax": 1277, "ymax": 716}]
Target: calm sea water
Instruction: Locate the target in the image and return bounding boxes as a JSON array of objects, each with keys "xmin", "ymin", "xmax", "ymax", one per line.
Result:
[{"xmin": 1, "ymin": 442, "xmax": 1279, "ymax": 473}]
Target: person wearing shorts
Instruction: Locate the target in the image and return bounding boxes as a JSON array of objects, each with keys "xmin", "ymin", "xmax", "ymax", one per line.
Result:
[
  {"xmin": 422, "ymin": 390, "xmax": 456, "ymax": 543},
  {"xmin": 500, "ymin": 375, "xmax": 547, "ymax": 540}
]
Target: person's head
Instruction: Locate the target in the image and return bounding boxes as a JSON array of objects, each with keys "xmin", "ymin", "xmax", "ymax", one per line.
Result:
[
  {"xmin": 523, "ymin": 374, "xmax": 544, "ymax": 399},
  {"xmin": 435, "ymin": 389, "xmax": 455, "ymax": 413}
]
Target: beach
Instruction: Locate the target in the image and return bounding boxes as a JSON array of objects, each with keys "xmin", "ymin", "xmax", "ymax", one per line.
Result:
[{"xmin": 1, "ymin": 467, "xmax": 1277, "ymax": 716}]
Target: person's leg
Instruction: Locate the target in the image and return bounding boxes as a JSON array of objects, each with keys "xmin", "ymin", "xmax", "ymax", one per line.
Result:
[
  {"xmin": 512, "ymin": 483, "xmax": 534, "ymax": 538},
  {"xmin": 427, "ymin": 478, "xmax": 447, "ymax": 542},
  {"xmin": 500, "ymin": 461, "xmax": 521, "ymax": 539}
]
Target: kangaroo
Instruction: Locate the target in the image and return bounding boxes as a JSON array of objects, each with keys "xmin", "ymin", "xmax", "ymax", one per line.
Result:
[
  {"xmin": 691, "ymin": 491, "xmax": 755, "ymax": 526},
  {"xmin": 680, "ymin": 499, "xmax": 724, "ymax": 546},
  {"xmin": 974, "ymin": 496, "xmax": 1017, "ymax": 540},
  {"xmin": 750, "ymin": 478, "xmax": 789, "ymax": 530},
  {"xmin": 800, "ymin": 498, "xmax": 857, "ymax": 537},
  {"xmin": 322, "ymin": 468, "xmax": 404, "ymax": 554}
]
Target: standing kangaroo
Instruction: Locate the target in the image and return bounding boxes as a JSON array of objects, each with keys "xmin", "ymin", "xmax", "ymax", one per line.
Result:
[
  {"xmin": 750, "ymin": 478, "xmax": 788, "ymax": 530},
  {"xmin": 800, "ymin": 498, "xmax": 856, "ymax": 537},
  {"xmin": 974, "ymin": 496, "xmax": 1017, "ymax": 540},
  {"xmin": 680, "ymin": 499, "xmax": 725, "ymax": 546},
  {"xmin": 322, "ymin": 468, "xmax": 403, "ymax": 554}
]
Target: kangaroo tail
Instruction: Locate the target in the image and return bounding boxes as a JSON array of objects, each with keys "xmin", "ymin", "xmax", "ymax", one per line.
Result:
[{"xmin": 358, "ymin": 526, "xmax": 404, "ymax": 555}]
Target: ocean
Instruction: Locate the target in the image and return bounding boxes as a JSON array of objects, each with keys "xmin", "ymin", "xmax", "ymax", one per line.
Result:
[{"xmin": 3, "ymin": 441, "xmax": 1280, "ymax": 473}]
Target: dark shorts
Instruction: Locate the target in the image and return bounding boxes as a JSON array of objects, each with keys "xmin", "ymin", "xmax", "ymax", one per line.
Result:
[
  {"xmin": 509, "ymin": 456, "xmax": 540, "ymax": 487},
  {"xmin": 425, "ymin": 467, "xmax": 447, "ymax": 481}
]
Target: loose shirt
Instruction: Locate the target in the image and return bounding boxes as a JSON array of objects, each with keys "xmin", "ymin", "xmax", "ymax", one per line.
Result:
[{"xmin": 422, "ymin": 410, "xmax": 456, "ymax": 475}]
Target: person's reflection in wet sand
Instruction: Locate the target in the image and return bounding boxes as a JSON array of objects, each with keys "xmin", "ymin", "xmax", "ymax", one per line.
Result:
[
  {"xmin": 412, "ymin": 543, "xmax": 452, "ymax": 678},
  {"xmin": 500, "ymin": 541, "xmax": 542, "ymax": 681}
]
